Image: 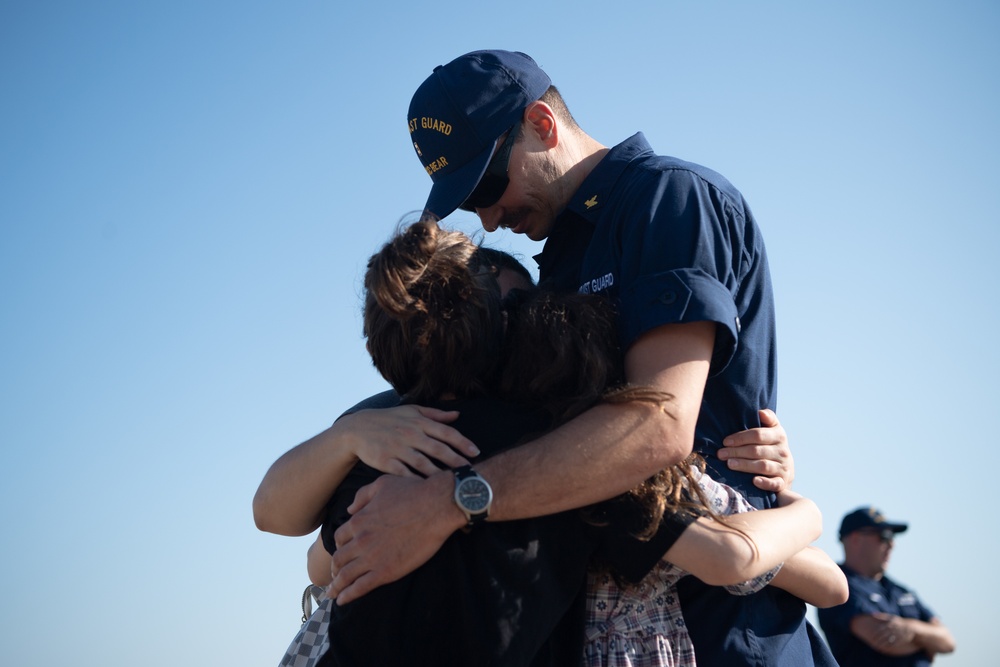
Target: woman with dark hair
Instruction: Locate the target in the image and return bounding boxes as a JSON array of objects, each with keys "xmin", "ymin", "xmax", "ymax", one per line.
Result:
[{"xmin": 289, "ymin": 219, "xmax": 844, "ymax": 666}]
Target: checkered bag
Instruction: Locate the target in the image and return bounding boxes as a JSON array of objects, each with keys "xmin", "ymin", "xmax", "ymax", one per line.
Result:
[{"xmin": 278, "ymin": 585, "xmax": 331, "ymax": 667}]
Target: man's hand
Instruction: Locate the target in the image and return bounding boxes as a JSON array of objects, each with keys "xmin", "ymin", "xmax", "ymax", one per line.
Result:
[
  {"xmin": 852, "ymin": 612, "xmax": 922, "ymax": 656},
  {"xmin": 329, "ymin": 472, "xmax": 466, "ymax": 605},
  {"xmin": 870, "ymin": 612, "xmax": 917, "ymax": 651},
  {"xmin": 345, "ymin": 405, "xmax": 480, "ymax": 477},
  {"xmin": 717, "ymin": 409, "xmax": 794, "ymax": 492}
]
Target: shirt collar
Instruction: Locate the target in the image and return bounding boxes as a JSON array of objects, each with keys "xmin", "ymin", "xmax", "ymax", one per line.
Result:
[
  {"xmin": 533, "ymin": 133, "xmax": 654, "ymax": 286},
  {"xmin": 565, "ymin": 132, "xmax": 654, "ymax": 223}
]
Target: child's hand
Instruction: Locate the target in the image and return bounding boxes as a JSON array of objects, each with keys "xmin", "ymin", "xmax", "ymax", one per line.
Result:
[
  {"xmin": 718, "ymin": 409, "xmax": 794, "ymax": 493},
  {"xmin": 775, "ymin": 488, "xmax": 804, "ymax": 507}
]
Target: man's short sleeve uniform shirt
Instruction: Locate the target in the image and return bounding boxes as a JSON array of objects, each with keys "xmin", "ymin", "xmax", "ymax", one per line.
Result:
[
  {"xmin": 537, "ymin": 133, "xmax": 777, "ymax": 499},
  {"xmin": 535, "ymin": 134, "xmax": 833, "ymax": 667}
]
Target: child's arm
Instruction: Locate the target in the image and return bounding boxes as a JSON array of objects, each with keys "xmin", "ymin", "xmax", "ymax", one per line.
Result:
[
  {"xmin": 663, "ymin": 489, "xmax": 822, "ymax": 587},
  {"xmin": 769, "ymin": 546, "xmax": 848, "ymax": 608}
]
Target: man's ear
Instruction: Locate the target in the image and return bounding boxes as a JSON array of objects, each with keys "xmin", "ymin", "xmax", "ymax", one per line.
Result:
[{"xmin": 524, "ymin": 101, "xmax": 558, "ymax": 148}]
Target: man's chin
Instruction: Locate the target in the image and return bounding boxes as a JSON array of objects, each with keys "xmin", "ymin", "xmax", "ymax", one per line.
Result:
[
  {"xmin": 499, "ymin": 209, "xmax": 532, "ymax": 235},
  {"xmin": 509, "ymin": 212, "xmax": 554, "ymax": 241}
]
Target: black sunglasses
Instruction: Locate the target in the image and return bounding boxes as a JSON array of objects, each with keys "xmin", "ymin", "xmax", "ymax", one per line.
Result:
[
  {"xmin": 858, "ymin": 528, "xmax": 895, "ymax": 543},
  {"xmin": 459, "ymin": 123, "xmax": 521, "ymax": 212}
]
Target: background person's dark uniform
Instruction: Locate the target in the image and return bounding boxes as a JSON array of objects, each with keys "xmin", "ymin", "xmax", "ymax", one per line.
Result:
[{"xmin": 819, "ymin": 564, "xmax": 938, "ymax": 667}]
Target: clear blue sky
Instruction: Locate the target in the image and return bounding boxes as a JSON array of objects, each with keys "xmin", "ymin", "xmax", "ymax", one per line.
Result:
[{"xmin": 2, "ymin": 2, "xmax": 996, "ymax": 665}]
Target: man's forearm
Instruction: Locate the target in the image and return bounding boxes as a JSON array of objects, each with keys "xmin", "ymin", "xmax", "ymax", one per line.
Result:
[
  {"xmin": 480, "ymin": 397, "xmax": 693, "ymax": 521},
  {"xmin": 327, "ymin": 397, "xmax": 694, "ymax": 605},
  {"xmin": 911, "ymin": 618, "xmax": 956, "ymax": 655},
  {"xmin": 480, "ymin": 321, "xmax": 713, "ymax": 520},
  {"xmin": 851, "ymin": 613, "xmax": 955, "ymax": 657}
]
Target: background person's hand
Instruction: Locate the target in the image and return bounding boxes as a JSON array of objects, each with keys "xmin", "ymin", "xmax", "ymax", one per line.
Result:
[{"xmin": 870, "ymin": 612, "xmax": 917, "ymax": 652}]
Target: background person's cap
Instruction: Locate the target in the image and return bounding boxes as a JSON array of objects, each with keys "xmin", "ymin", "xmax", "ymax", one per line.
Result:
[
  {"xmin": 839, "ymin": 506, "xmax": 909, "ymax": 539},
  {"xmin": 407, "ymin": 50, "xmax": 551, "ymax": 219}
]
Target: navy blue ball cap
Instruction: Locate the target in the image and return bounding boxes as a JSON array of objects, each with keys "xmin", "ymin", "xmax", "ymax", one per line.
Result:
[
  {"xmin": 407, "ymin": 50, "xmax": 551, "ymax": 219},
  {"xmin": 839, "ymin": 506, "xmax": 909, "ymax": 539}
]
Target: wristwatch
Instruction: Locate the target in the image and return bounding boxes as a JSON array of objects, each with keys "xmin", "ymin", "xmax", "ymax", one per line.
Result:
[{"xmin": 453, "ymin": 465, "xmax": 493, "ymax": 526}]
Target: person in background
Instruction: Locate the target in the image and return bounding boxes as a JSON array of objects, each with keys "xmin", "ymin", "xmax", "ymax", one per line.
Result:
[{"xmin": 818, "ymin": 507, "xmax": 956, "ymax": 666}]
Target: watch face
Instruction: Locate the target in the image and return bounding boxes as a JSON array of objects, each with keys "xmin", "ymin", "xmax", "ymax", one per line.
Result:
[{"xmin": 458, "ymin": 478, "xmax": 491, "ymax": 512}]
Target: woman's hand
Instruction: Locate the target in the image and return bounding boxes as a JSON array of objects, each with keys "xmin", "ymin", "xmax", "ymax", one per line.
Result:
[
  {"xmin": 344, "ymin": 404, "xmax": 480, "ymax": 477},
  {"xmin": 254, "ymin": 403, "xmax": 480, "ymax": 535}
]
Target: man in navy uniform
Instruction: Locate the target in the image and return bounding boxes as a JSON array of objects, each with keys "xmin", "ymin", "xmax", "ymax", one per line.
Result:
[
  {"xmin": 325, "ymin": 49, "xmax": 830, "ymax": 666},
  {"xmin": 818, "ymin": 507, "xmax": 956, "ymax": 665}
]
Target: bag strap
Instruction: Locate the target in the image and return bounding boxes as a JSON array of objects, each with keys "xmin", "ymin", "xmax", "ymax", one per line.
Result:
[{"xmin": 300, "ymin": 584, "xmax": 327, "ymax": 624}]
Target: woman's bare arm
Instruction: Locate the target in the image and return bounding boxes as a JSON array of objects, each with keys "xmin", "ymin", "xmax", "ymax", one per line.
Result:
[{"xmin": 253, "ymin": 405, "xmax": 478, "ymax": 535}]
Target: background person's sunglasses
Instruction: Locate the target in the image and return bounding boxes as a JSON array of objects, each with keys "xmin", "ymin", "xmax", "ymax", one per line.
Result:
[{"xmin": 858, "ymin": 528, "xmax": 895, "ymax": 543}]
